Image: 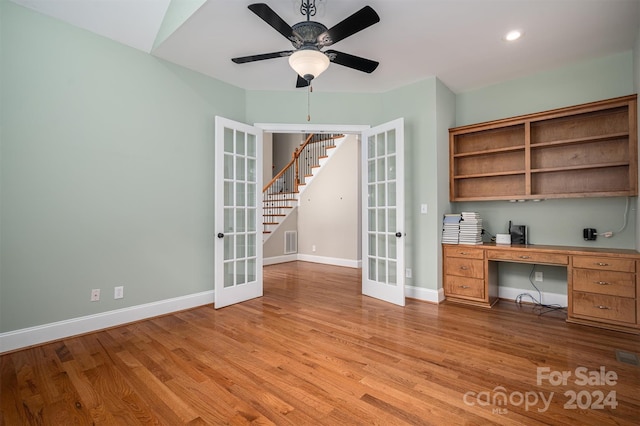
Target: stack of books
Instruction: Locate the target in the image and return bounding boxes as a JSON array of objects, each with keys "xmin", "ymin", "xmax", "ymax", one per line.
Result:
[
  {"xmin": 442, "ymin": 213, "xmax": 462, "ymax": 244},
  {"xmin": 459, "ymin": 212, "xmax": 483, "ymax": 245}
]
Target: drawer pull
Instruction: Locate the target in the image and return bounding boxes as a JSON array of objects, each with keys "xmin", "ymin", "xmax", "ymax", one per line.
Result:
[
  {"xmin": 458, "ymin": 285, "xmax": 470, "ymax": 289},
  {"xmin": 519, "ymin": 255, "xmax": 530, "ymax": 259},
  {"xmin": 595, "ymin": 262, "xmax": 609, "ymax": 266},
  {"xmin": 595, "ymin": 281, "xmax": 611, "ymax": 286},
  {"xmin": 595, "ymin": 305, "xmax": 611, "ymax": 310},
  {"xmin": 460, "ymin": 266, "xmax": 468, "ymax": 270},
  {"xmin": 459, "ymin": 252, "xmax": 468, "ymax": 255}
]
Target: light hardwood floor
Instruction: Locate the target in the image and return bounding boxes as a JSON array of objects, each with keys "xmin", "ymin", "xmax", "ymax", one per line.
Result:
[{"xmin": 2, "ymin": 261, "xmax": 640, "ymax": 425}]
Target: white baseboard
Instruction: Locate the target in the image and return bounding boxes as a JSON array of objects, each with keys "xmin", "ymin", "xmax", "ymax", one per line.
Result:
[
  {"xmin": 263, "ymin": 254, "xmax": 298, "ymax": 265},
  {"xmin": 296, "ymin": 253, "xmax": 361, "ymax": 268},
  {"xmin": 498, "ymin": 286, "xmax": 568, "ymax": 306},
  {"xmin": 0, "ymin": 290, "xmax": 215, "ymax": 354},
  {"xmin": 1, "ymin": 281, "xmax": 565, "ymax": 354},
  {"xmin": 405, "ymin": 285, "xmax": 445, "ymax": 303}
]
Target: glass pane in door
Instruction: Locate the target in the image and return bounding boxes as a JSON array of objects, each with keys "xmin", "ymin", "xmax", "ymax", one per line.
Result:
[
  {"xmin": 367, "ymin": 132, "xmax": 398, "ymax": 288},
  {"xmin": 221, "ymin": 125, "xmax": 258, "ymax": 292}
]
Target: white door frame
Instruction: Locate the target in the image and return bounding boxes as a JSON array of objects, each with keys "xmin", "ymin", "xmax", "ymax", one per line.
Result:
[
  {"xmin": 254, "ymin": 123, "xmax": 370, "ymax": 134},
  {"xmin": 255, "ymin": 122, "xmax": 371, "ymax": 270}
]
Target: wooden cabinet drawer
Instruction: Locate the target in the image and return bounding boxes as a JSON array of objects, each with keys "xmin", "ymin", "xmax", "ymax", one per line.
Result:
[
  {"xmin": 444, "ymin": 275, "xmax": 484, "ymax": 299},
  {"xmin": 572, "ymin": 256, "xmax": 635, "ymax": 272},
  {"xmin": 445, "ymin": 257, "xmax": 483, "ymax": 279},
  {"xmin": 572, "ymin": 292, "xmax": 636, "ymax": 324},
  {"xmin": 572, "ymin": 269, "xmax": 636, "ymax": 298},
  {"xmin": 487, "ymin": 250, "xmax": 568, "ymax": 265},
  {"xmin": 444, "ymin": 246, "xmax": 484, "ymax": 259}
]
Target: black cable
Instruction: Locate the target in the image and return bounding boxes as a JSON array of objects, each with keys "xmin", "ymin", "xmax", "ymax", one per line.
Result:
[
  {"xmin": 514, "ymin": 264, "xmax": 567, "ymax": 316},
  {"xmin": 481, "ymin": 229, "xmax": 495, "ymax": 243}
]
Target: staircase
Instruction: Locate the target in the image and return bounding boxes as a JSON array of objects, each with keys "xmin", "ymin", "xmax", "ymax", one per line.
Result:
[{"xmin": 263, "ymin": 133, "xmax": 345, "ymax": 239}]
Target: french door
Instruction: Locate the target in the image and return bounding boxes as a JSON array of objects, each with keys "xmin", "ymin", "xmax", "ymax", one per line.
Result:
[
  {"xmin": 214, "ymin": 117, "xmax": 263, "ymax": 309},
  {"xmin": 361, "ymin": 118, "xmax": 405, "ymax": 306}
]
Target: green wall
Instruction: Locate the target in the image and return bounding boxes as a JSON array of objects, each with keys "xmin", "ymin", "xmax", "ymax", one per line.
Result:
[
  {"xmin": 245, "ymin": 90, "xmax": 382, "ymax": 125},
  {"xmin": 379, "ymin": 78, "xmax": 451, "ymax": 292},
  {"xmin": 456, "ymin": 51, "xmax": 634, "ymax": 126},
  {"xmin": 0, "ymin": 2, "xmax": 245, "ymax": 331}
]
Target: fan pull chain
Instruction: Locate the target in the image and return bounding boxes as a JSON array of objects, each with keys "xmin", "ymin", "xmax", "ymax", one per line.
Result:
[{"xmin": 307, "ymin": 83, "xmax": 312, "ymax": 121}]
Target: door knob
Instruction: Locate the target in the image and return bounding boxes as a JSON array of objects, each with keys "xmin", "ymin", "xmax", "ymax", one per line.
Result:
[
  {"xmin": 395, "ymin": 232, "xmax": 402, "ymax": 238},
  {"xmin": 217, "ymin": 233, "xmax": 224, "ymax": 239}
]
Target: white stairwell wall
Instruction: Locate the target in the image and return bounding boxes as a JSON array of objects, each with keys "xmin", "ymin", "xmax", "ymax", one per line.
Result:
[{"xmin": 264, "ymin": 134, "xmax": 360, "ymax": 268}]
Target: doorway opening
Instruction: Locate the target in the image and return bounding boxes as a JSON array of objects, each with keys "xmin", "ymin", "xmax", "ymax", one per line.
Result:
[{"xmin": 261, "ymin": 130, "xmax": 362, "ymax": 270}]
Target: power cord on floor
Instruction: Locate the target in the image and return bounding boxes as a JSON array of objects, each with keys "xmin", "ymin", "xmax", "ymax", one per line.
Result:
[{"xmin": 514, "ymin": 264, "xmax": 567, "ymax": 316}]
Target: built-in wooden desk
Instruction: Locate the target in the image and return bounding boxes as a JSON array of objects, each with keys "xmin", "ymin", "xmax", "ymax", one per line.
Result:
[{"xmin": 443, "ymin": 243, "xmax": 640, "ymax": 334}]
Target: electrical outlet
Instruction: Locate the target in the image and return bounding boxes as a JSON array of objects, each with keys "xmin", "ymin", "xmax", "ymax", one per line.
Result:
[
  {"xmin": 114, "ymin": 286, "xmax": 124, "ymax": 299},
  {"xmin": 90, "ymin": 289, "xmax": 100, "ymax": 302},
  {"xmin": 420, "ymin": 204, "xmax": 428, "ymax": 214},
  {"xmin": 312, "ymin": 245, "xmax": 316, "ymax": 252},
  {"xmin": 405, "ymin": 268, "xmax": 412, "ymax": 278},
  {"xmin": 535, "ymin": 272, "xmax": 543, "ymax": 282}
]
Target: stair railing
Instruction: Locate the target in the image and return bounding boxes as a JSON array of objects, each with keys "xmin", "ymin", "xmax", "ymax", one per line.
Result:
[{"xmin": 262, "ymin": 133, "xmax": 344, "ymax": 234}]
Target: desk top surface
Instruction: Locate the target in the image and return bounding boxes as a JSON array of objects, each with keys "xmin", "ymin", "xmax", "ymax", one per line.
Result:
[{"xmin": 443, "ymin": 243, "xmax": 640, "ymax": 258}]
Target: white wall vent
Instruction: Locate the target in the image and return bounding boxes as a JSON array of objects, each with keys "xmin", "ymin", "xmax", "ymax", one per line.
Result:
[{"xmin": 284, "ymin": 231, "xmax": 298, "ymax": 254}]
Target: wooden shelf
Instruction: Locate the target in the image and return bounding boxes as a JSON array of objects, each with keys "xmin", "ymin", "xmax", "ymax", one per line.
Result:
[
  {"xmin": 449, "ymin": 95, "xmax": 637, "ymax": 201},
  {"xmin": 531, "ymin": 162, "xmax": 630, "ymax": 174},
  {"xmin": 529, "ymin": 132, "xmax": 629, "ymax": 149},
  {"xmin": 454, "ymin": 170, "xmax": 525, "ymax": 179},
  {"xmin": 453, "ymin": 145, "xmax": 525, "ymax": 158}
]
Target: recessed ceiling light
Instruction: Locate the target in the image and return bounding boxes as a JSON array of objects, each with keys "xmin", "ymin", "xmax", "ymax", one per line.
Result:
[{"xmin": 504, "ymin": 30, "xmax": 523, "ymax": 41}]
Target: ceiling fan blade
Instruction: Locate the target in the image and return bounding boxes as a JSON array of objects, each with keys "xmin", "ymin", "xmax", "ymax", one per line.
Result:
[
  {"xmin": 232, "ymin": 51, "xmax": 293, "ymax": 64},
  {"xmin": 296, "ymin": 75, "xmax": 310, "ymax": 88},
  {"xmin": 325, "ymin": 50, "xmax": 379, "ymax": 73},
  {"xmin": 318, "ymin": 6, "xmax": 380, "ymax": 47},
  {"xmin": 248, "ymin": 3, "xmax": 299, "ymax": 42}
]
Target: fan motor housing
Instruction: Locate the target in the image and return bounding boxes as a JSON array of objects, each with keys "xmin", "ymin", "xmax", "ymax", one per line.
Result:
[{"xmin": 291, "ymin": 21, "xmax": 328, "ymax": 48}]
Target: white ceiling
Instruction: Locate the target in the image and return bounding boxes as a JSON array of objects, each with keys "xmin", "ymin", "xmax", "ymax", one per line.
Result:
[{"xmin": 10, "ymin": 0, "xmax": 640, "ymax": 93}]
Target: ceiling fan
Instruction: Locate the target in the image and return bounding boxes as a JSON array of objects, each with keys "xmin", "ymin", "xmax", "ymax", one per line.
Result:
[{"xmin": 231, "ymin": 1, "xmax": 380, "ymax": 88}]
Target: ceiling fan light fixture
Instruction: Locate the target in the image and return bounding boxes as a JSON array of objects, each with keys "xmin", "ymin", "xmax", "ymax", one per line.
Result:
[{"xmin": 289, "ymin": 49, "xmax": 330, "ymax": 81}]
